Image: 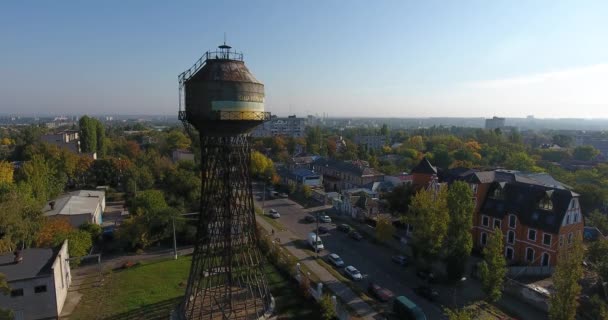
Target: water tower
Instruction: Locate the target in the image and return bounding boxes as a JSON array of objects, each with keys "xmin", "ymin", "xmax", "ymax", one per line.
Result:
[{"xmin": 176, "ymin": 43, "xmax": 272, "ymax": 319}]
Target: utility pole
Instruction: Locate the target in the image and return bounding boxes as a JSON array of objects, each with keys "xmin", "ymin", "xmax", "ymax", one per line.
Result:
[
  {"xmin": 262, "ymin": 179, "xmax": 266, "ymax": 214},
  {"xmin": 315, "ymin": 211, "xmax": 320, "ymax": 259},
  {"xmin": 172, "ymin": 215, "xmax": 178, "ymax": 260}
]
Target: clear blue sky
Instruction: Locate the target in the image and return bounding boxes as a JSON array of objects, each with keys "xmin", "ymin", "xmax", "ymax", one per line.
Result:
[{"xmin": 1, "ymin": 1, "xmax": 607, "ymax": 118}]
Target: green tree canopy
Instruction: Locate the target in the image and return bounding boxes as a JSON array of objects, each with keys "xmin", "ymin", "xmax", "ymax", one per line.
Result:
[
  {"xmin": 408, "ymin": 185, "xmax": 449, "ymax": 262},
  {"xmin": 549, "ymin": 235, "xmax": 584, "ymax": 320},
  {"xmin": 445, "ymin": 181, "xmax": 475, "ymax": 281},
  {"xmin": 479, "ymin": 228, "xmax": 507, "ymax": 302},
  {"xmin": 573, "ymin": 145, "xmax": 600, "ymax": 161},
  {"xmin": 130, "ymin": 190, "xmax": 168, "ymax": 215}
]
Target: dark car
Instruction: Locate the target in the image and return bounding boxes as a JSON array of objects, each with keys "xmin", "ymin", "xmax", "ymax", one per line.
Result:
[
  {"xmin": 337, "ymin": 224, "xmax": 351, "ymax": 233},
  {"xmin": 349, "ymin": 231, "xmax": 363, "ymax": 241},
  {"xmin": 416, "ymin": 270, "xmax": 436, "ymax": 283},
  {"xmin": 391, "ymin": 255, "xmax": 408, "ymax": 266},
  {"xmin": 414, "ymin": 286, "xmax": 439, "ymax": 301},
  {"xmin": 368, "ymin": 282, "xmax": 395, "ymax": 302},
  {"xmin": 318, "ymin": 226, "xmax": 329, "ymax": 234},
  {"xmin": 304, "ymin": 215, "xmax": 316, "ymax": 223}
]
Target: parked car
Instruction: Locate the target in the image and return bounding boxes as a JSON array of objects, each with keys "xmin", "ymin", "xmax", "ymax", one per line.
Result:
[
  {"xmin": 349, "ymin": 230, "xmax": 363, "ymax": 241},
  {"xmin": 279, "ymin": 193, "xmax": 288, "ymax": 198},
  {"xmin": 344, "ymin": 265, "xmax": 363, "ymax": 281},
  {"xmin": 368, "ymin": 282, "xmax": 395, "ymax": 302},
  {"xmin": 416, "ymin": 270, "xmax": 436, "ymax": 283},
  {"xmin": 337, "ymin": 224, "xmax": 351, "ymax": 233},
  {"xmin": 304, "ymin": 215, "xmax": 316, "ymax": 223},
  {"xmin": 391, "ymin": 255, "xmax": 408, "ymax": 266},
  {"xmin": 393, "ymin": 296, "xmax": 427, "ymax": 320},
  {"xmin": 319, "ymin": 215, "xmax": 332, "ymax": 223},
  {"xmin": 318, "ymin": 226, "xmax": 329, "ymax": 234},
  {"xmin": 414, "ymin": 286, "xmax": 439, "ymax": 301},
  {"xmin": 327, "ymin": 253, "xmax": 345, "ymax": 268},
  {"xmin": 268, "ymin": 209, "xmax": 280, "ymax": 219}
]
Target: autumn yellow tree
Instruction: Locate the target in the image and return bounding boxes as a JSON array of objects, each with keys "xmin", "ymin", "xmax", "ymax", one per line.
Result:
[
  {"xmin": 375, "ymin": 215, "xmax": 396, "ymax": 243},
  {"xmin": 0, "ymin": 161, "xmax": 13, "ymax": 185},
  {"xmin": 35, "ymin": 217, "xmax": 74, "ymax": 247}
]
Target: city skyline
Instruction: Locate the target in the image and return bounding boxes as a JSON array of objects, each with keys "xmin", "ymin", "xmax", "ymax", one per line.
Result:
[{"xmin": 1, "ymin": 1, "xmax": 607, "ymax": 118}]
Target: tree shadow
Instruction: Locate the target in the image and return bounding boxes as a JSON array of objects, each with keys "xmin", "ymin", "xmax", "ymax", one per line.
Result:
[{"xmin": 102, "ymin": 297, "xmax": 181, "ymax": 320}]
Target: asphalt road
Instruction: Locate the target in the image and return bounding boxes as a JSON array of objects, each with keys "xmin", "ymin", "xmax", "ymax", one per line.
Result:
[{"xmin": 256, "ymin": 194, "xmax": 447, "ymax": 320}]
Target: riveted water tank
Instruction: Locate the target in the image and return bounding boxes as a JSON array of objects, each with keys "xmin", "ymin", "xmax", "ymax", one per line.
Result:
[{"xmin": 182, "ymin": 44, "xmax": 268, "ymax": 135}]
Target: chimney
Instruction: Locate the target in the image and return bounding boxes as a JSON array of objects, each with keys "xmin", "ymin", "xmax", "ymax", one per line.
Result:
[{"xmin": 13, "ymin": 250, "xmax": 23, "ymax": 264}]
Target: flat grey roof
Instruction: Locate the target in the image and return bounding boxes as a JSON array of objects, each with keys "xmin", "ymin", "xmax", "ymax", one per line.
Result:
[
  {"xmin": 0, "ymin": 248, "xmax": 55, "ymax": 282},
  {"xmin": 44, "ymin": 190, "xmax": 104, "ymax": 217}
]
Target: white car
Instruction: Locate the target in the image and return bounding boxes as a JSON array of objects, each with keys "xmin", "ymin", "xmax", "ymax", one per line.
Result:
[
  {"xmin": 328, "ymin": 253, "xmax": 345, "ymax": 268},
  {"xmin": 268, "ymin": 209, "xmax": 280, "ymax": 219},
  {"xmin": 344, "ymin": 265, "xmax": 363, "ymax": 281},
  {"xmin": 319, "ymin": 215, "xmax": 332, "ymax": 223}
]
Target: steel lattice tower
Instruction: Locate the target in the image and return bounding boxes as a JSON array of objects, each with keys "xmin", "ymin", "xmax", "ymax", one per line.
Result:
[{"xmin": 176, "ymin": 43, "xmax": 272, "ymax": 320}]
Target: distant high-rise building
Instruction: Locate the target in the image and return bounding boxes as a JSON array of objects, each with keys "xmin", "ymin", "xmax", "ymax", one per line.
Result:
[
  {"xmin": 485, "ymin": 116, "xmax": 506, "ymax": 130},
  {"xmin": 251, "ymin": 115, "xmax": 306, "ymax": 138}
]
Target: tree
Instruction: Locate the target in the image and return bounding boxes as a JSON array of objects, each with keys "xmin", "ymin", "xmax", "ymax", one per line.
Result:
[
  {"xmin": 79, "ymin": 223, "xmax": 102, "ymax": 243},
  {"xmin": 0, "ymin": 161, "xmax": 13, "ymax": 185},
  {"xmin": 320, "ymin": 294, "xmax": 337, "ymax": 320},
  {"xmin": 504, "ymin": 152, "xmax": 540, "ymax": 172},
  {"xmin": 58, "ymin": 229, "xmax": 93, "ymax": 260},
  {"xmin": 479, "ymin": 228, "xmax": 506, "ymax": 302},
  {"xmin": 380, "ymin": 123, "xmax": 389, "ymax": 136},
  {"xmin": 573, "ymin": 145, "xmax": 600, "ymax": 161},
  {"xmin": 35, "ymin": 217, "xmax": 73, "ymax": 247},
  {"xmin": 130, "ymin": 190, "xmax": 168, "ymax": 215},
  {"xmin": 445, "ymin": 181, "xmax": 475, "ymax": 281},
  {"xmin": 375, "ymin": 215, "xmax": 395, "ymax": 243},
  {"xmin": 79, "ymin": 116, "xmax": 97, "ymax": 153},
  {"xmin": 587, "ymin": 238, "xmax": 608, "ymax": 281},
  {"xmin": 95, "ymin": 120, "xmax": 106, "ymax": 157},
  {"xmin": 166, "ymin": 130, "xmax": 191, "ymax": 151},
  {"xmin": 552, "ymin": 134, "xmax": 573, "ymax": 148},
  {"xmin": 0, "ymin": 273, "xmax": 13, "ymax": 319},
  {"xmin": 0, "ymin": 185, "xmax": 43, "ymax": 252},
  {"xmin": 20, "ymin": 154, "xmax": 65, "ymax": 202},
  {"xmin": 588, "ymin": 210, "xmax": 608, "ymax": 235},
  {"xmin": 589, "ymin": 295, "xmax": 608, "ymax": 320},
  {"xmin": 549, "ymin": 235, "xmax": 584, "ymax": 320},
  {"xmin": 250, "ymin": 151, "xmax": 275, "ymax": 179},
  {"xmin": 408, "ymin": 186, "xmax": 449, "ymax": 262},
  {"xmin": 444, "ymin": 307, "xmax": 472, "ymax": 320}
]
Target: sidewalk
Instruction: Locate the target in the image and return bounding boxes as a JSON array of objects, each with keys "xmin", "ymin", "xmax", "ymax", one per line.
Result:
[{"xmin": 256, "ymin": 217, "xmax": 382, "ymax": 320}]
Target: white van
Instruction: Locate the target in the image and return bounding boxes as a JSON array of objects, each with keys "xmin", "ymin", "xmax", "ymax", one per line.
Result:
[{"xmin": 307, "ymin": 232, "xmax": 324, "ymax": 251}]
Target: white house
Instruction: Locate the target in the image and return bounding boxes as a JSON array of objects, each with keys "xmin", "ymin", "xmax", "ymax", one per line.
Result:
[
  {"xmin": 0, "ymin": 241, "xmax": 71, "ymax": 320},
  {"xmin": 44, "ymin": 190, "xmax": 106, "ymax": 227}
]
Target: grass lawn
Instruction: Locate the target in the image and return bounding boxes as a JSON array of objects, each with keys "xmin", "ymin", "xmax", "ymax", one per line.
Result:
[{"xmin": 70, "ymin": 256, "xmax": 320, "ymax": 320}]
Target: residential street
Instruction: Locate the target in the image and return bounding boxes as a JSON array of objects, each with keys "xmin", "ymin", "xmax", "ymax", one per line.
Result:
[
  {"xmin": 258, "ymin": 196, "xmax": 447, "ymax": 320},
  {"xmin": 257, "ymin": 191, "xmax": 549, "ymax": 320}
]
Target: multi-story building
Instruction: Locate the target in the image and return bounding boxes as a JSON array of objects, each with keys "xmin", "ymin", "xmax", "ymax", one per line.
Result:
[
  {"xmin": 413, "ymin": 158, "xmax": 584, "ymax": 268},
  {"xmin": 41, "ymin": 130, "xmax": 80, "ymax": 154},
  {"xmin": 354, "ymin": 135, "xmax": 387, "ymax": 151},
  {"xmin": 312, "ymin": 158, "xmax": 384, "ymax": 192},
  {"xmin": 0, "ymin": 241, "xmax": 71, "ymax": 319},
  {"xmin": 251, "ymin": 115, "xmax": 306, "ymax": 138},
  {"xmin": 485, "ymin": 116, "xmax": 506, "ymax": 130}
]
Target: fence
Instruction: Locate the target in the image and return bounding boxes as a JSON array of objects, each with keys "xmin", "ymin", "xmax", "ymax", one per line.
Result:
[
  {"xmin": 506, "ymin": 266, "xmax": 554, "ymax": 277},
  {"xmin": 295, "ymin": 263, "xmax": 351, "ymax": 320}
]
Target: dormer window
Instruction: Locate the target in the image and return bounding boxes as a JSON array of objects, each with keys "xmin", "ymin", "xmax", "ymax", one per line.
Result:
[
  {"xmin": 539, "ymin": 197, "xmax": 553, "ymax": 211},
  {"xmin": 491, "ymin": 183, "xmax": 505, "ymax": 200}
]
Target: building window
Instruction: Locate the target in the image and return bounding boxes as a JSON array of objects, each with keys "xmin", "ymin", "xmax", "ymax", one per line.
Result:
[
  {"xmin": 526, "ymin": 247, "xmax": 535, "ymax": 263},
  {"xmin": 566, "ymin": 214, "xmax": 571, "ymax": 224},
  {"xmin": 541, "ymin": 252, "xmax": 550, "ymax": 267},
  {"xmin": 574, "ymin": 213, "xmax": 580, "ymax": 223},
  {"xmin": 528, "ymin": 229, "xmax": 537, "ymax": 241},
  {"xmin": 539, "ymin": 197, "xmax": 553, "ymax": 210},
  {"xmin": 491, "ymin": 186, "xmax": 505, "ymax": 200},
  {"xmin": 482, "ymin": 215, "xmax": 489, "ymax": 227},
  {"xmin": 493, "ymin": 219, "xmax": 502, "ymax": 230},
  {"xmin": 543, "ymin": 234, "xmax": 552, "ymax": 246},
  {"xmin": 34, "ymin": 285, "xmax": 47, "ymax": 293},
  {"xmin": 505, "ymin": 247, "xmax": 514, "ymax": 260},
  {"xmin": 10, "ymin": 289, "xmax": 24, "ymax": 297},
  {"xmin": 559, "ymin": 235, "xmax": 564, "ymax": 246},
  {"xmin": 481, "ymin": 232, "xmax": 488, "ymax": 246},
  {"xmin": 507, "ymin": 230, "xmax": 515, "ymax": 244},
  {"xmin": 568, "ymin": 232, "xmax": 573, "ymax": 244},
  {"xmin": 509, "ymin": 215, "xmax": 516, "ymax": 229}
]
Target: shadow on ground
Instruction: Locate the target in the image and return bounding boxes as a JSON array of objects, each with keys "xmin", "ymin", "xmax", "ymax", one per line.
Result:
[{"xmin": 101, "ymin": 297, "xmax": 181, "ymax": 320}]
